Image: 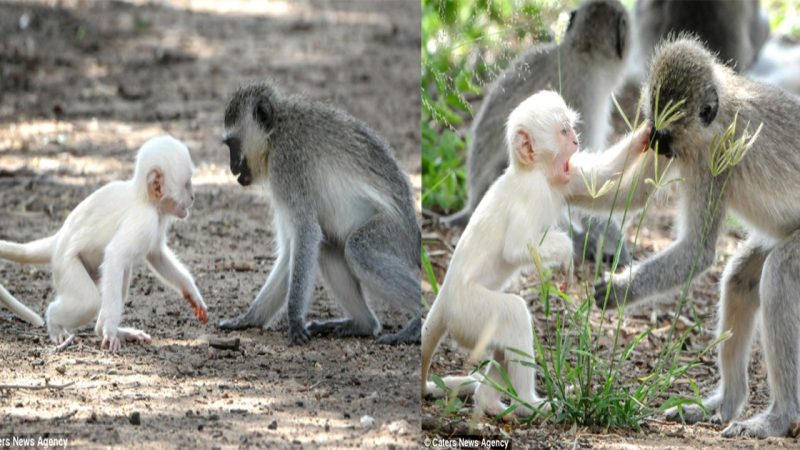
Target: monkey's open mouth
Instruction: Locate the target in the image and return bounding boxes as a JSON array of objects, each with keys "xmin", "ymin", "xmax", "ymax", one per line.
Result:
[{"xmin": 563, "ymin": 160, "xmax": 570, "ymax": 176}]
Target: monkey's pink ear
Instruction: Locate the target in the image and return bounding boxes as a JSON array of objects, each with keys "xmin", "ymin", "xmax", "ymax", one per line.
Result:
[
  {"xmin": 513, "ymin": 130, "xmax": 535, "ymax": 166},
  {"xmin": 147, "ymin": 168, "xmax": 164, "ymax": 202}
]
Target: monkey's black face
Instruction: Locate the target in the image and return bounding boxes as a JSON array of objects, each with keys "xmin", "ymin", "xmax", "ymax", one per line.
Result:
[
  {"xmin": 223, "ymin": 136, "xmax": 252, "ymax": 186},
  {"xmin": 649, "ymin": 126, "xmax": 674, "ymax": 158}
]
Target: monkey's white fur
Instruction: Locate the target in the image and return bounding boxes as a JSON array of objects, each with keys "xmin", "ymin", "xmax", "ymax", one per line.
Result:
[
  {"xmin": 0, "ymin": 135, "xmax": 207, "ymax": 351},
  {"xmin": 421, "ymin": 91, "xmax": 651, "ymax": 416}
]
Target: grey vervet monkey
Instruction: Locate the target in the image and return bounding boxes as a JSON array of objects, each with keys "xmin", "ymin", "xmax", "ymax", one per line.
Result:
[
  {"xmin": 631, "ymin": 0, "xmax": 769, "ymax": 79},
  {"xmin": 218, "ymin": 83, "xmax": 421, "ymax": 346},
  {"xmin": 443, "ymin": 0, "xmax": 632, "ymax": 265},
  {"xmin": 596, "ymin": 36, "xmax": 800, "ymax": 438}
]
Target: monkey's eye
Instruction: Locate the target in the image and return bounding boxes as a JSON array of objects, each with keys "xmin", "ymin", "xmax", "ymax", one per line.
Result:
[{"xmin": 561, "ymin": 127, "xmax": 568, "ymax": 136}]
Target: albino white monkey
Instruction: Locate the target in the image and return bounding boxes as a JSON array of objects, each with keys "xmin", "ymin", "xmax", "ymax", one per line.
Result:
[
  {"xmin": 421, "ymin": 90, "xmax": 651, "ymax": 417},
  {"xmin": 0, "ymin": 135, "xmax": 207, "ymax": 351}
]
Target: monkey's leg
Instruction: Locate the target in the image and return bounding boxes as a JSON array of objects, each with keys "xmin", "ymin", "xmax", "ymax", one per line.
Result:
[
  {"xmin": 666, "ymin": 238, "xmax": 767, "ymax": 425},
  {"xmin": 45, "ymin": 258, "xmax": 101, "ymax": 345},
  {"xmin": 307, "ymin": 244, "xmax": 381, "ymax": 338},
  {"xmin": 463, "ymin": 287, "xmax": 544, "ymax": 417},
  {"xmin": 344, "ymin": 218, "xmax": 420, "ymax": 345},
  {"xmin": 723, "ymin": 233, "xmax": 800, "ymax": 438},
  {"xmin": 218, "ymin": 246, "xmax": 289, "ymax": 330}
]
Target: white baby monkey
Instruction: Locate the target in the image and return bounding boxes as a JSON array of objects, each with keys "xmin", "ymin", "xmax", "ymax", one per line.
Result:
[
  {"xmin": 421, "ymin": 90, "xmax": 651, "ymax": 417},
  {"xmin": 0, "ymin": 135, "xmax": 207, "ymax": 352}
]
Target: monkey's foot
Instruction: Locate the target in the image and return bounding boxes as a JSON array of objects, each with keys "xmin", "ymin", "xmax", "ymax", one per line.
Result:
[
  {"xmin": 118, "ymin": 327, "xmax": 152, "ymax": 344},
  {"xmin": 218, "ymin": 314, "xmax": 258, "ymax": 331},
  {"xmin": 440, "ymin": 207, "xmax": 471, "ymax": 228},
  {"xmin": 101, "ymin": 334, "xmax": 122, "ymax": 353},
  {"xmin": 48, "ymin": 325, "xmax": 73, "ymax": 346},
  {"xmin": 513, "ymin": 398, "xmax": 552, "ymax": 417},
  {"xmin": 665, "ymin": 403, "xmax": 719, "ymax": 424},
  {"xmin": 376, "ymin": 317, "xmax": 421, "ymax": 345},
  {"xmin": 574, "ymin": 218, "xmax": 631, "ymax": 267},
  {"xmin": 664, "ymin": 393, "xmax": 734, "ymax": 425},
  {"xmin": 289, "ymin": 321, "xmax": 310, "ymax": 346},
  {"xmin": 722, "ymin": 411, "xmax": 794, "ymax": 438},
  {"xmin": 307, "ymin": 319, "xmax": 378, "ymax": 338}
]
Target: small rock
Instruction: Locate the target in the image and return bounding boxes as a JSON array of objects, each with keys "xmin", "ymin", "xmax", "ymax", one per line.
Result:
[
  {"xmin": 387, "ymin": 420, "xmax": 412, "ymax": 435},
  {"xmin": 360, "ymin": 415, "xmax": 375, "ymax": 428},
  {"xmin": 268, "ymin": 420, "xmax": 278, "ymax": 430},
  {"xmin": 129, "ymin": 411, "xmax": 141, "ymax": 425}
]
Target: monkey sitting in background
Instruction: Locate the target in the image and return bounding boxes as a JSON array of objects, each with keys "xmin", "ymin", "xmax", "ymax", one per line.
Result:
[
  {"xmin": 443, "ymin": 0, "xmax": 633, "ymax": 266},
  {"xmin": 422, "ymin": 90, "xmax": 651, "ymax": 417},
  {"xmin": 219, "ymin": 83, "xmax": 421, "ymax": 346},
  {"xmin": 596, "ymin": 36, "xmax": 800, "ymax": 438},
  {"xmin": 631, "ymin": 0, "xmax": 769, "ymax": 79},
  {"xmin": 0, "ymin": 135, "xmax": 207, "ymax": 352}
]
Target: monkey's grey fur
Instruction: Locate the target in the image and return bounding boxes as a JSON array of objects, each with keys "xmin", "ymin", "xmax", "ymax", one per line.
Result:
[
  {"xmin": 443, "ymin": 0, "xmax": 632, "ymax": 265},
  {"xmin": 596, "ymin": 37, "xmax": 800, "ymax": 438},
  {"xmin": 219, "ymin": 83, "xmax": 421, "ymax": 346},
  {"xmin": 632, "ymin": 0, "xmax": 769, "ymax": 77}
]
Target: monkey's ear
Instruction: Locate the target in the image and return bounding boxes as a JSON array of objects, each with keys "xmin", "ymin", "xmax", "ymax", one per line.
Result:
[
  {"xmin": 147, "ymin": 168, "xmax": 164, "ymax": 202},
  {"xmin": 253, "ymin": 93, "xmax": 275, "ymax": 132},
  {"xmin": 513, "ymin": 130, "xmax": 535, "ymax": 167},
  {"xmin": 698, "ymin": 86, "xmax": 718, "ymax": 126}
]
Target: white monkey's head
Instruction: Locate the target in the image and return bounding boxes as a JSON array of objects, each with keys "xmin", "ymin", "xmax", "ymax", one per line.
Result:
[
  {"xmin": 506, "ymin": 90, "xmax": 579, "ymax": 185},
  {"xmin": 134, "ymin": 135, "xmax": 196, "ymax": 219}
]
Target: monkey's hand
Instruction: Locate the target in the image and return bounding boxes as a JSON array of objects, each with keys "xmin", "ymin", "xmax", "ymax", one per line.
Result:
[
  {"xmin": 183, "ymin": 290, "xmax": 208, "ymax": 324},
  {"xmin": 630, "ymin": 124, "xmax": 653, "ymax": 154},
  {"xmin": 95, "ymin": 314, "xmax": 122, "ymax": 353},
  {"xmin": 289, "ymin": 319, "xmax": 310, "ymax": 346},
  {"xmin": 593, "ymin": 275, "xmax": 631, "ymax": 310}
]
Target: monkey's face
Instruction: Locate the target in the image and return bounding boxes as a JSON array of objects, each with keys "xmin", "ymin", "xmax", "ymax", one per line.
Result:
[
  {"xmin": 223, "ymin": 85, "xmax": 278, "ymax": 186},
  {"xmin": 566, "ymin": 0, "xmax": 630, "ymax": 61},
  {"xmin": 646, "ymin": 61, "xmax": 720, "ymax": 160},
  {"xmin": 546, "ymin": 123, "xmax": 579, "ymax": 185},
  {"xmin": 223, "ymin": 134, "xmax": 253, "ymax": 186}
]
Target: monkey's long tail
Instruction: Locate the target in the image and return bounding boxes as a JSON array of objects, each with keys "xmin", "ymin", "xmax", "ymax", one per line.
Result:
[
  {"xmin": 0, "ymin": 282, "xmax": 44, "ymax": 327},
  {"xmin": 421, "ymin": 296, "xmax": 447, "ymax": 398},
  {"xmin": 0, "ymin": 235, "xmax": 56, "ymax": 264}
]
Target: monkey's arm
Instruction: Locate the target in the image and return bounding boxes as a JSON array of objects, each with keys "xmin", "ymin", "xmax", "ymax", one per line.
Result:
[
  {"xmin": 595, "ymin": 173, "xmax": 726, "ymax": 309},
  {"xmin": 286, "ymin": 216, "xmax": 323, "ymax": 345},
  {"xmin": 537, "ymin": 230, "xmax": 574, "ymax": 268},
  {"xmin": 146, "ymin": 245, "xmax": 208, "ymax": 323},
  {"xmin": 503, "ymin": 211, "xmax": 571, "ymax": 268},
  {"xmin": 96, "ymin": 217, "xmax": 155, "ymax": 350},
  {"xmin": 568, "ymin": 126, "xmax": 656, "ymax": 211}
]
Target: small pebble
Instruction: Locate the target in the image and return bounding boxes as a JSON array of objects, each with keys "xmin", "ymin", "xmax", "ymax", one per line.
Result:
[
  {"xmin": 129, "ymin": 411, "xmax": 141, "ymax": 426},
  {"xmin": 360, "ymin": 415, "xmax": 375, "ymax": 428}
]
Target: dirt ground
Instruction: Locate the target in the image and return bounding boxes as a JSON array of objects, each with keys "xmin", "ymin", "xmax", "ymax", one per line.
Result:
[
  {"xmin": 0, "ymin": 1, "xmax": 420, "ymax": 449},
  {"xmin": 421, "ymin": 82, "xmax": 800, "ymax": 450}
]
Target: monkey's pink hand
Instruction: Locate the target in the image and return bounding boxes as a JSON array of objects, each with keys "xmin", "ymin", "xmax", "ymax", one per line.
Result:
[
  {"xmin": 184, "ymin": 291, "xmax": 208, "ymax": 324},
  {"xmin": 634, "ymin": 124, "xmax": 653, "ymax": 153}
]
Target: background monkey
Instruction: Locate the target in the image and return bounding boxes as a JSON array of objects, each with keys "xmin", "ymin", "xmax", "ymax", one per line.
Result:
[
  {"xmin": 444, "ymin": 0, "xmax": 632, "ymax": 265},
  {"xmin": 596, "ymin": 37, "xmax": 800, "ymax": 438},
  {"xmin": 631, "ymin": 0, "xmax": 769, "ymax": 79},
  {"xmin": 422, "ymin": 91, "xmax": 651, "ymax": 416},
  {"xmin": 0, "ymin": 135, "xmax": 207, "ymax": 351},
  {"xmin": 219, "ymin": 83, "xmax": 421, "ymax": 346}
]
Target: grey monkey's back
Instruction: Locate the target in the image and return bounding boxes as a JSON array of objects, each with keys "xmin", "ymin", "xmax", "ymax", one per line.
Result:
[{"xmin": 266, "ymin": 95, "xmax": 420, "ymax": 257}]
